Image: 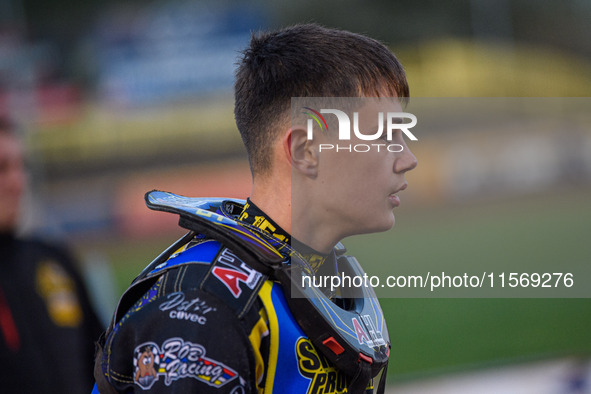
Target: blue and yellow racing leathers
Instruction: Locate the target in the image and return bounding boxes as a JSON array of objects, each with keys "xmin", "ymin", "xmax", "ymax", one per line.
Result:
[{"xmin": 94, "ymin": 197, "xmax": 383, "ymax": 393}]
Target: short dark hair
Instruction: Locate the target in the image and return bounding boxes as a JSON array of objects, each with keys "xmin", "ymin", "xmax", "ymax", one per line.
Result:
[{"xmin": 234, "ymin": 23, "xmax": 409, "ymax": 176}]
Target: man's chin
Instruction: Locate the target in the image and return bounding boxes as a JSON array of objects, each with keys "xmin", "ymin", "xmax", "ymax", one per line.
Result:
[{"xmin": 362, "ymin": 216, "xmax": 395, "ymax": 235}]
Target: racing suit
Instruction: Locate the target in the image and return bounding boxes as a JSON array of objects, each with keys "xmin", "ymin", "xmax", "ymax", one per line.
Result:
[
  {"xmin": 0, "ymin": 232, "xmax": 103, "ymax": 393},
  {"xmin": 95, "ymin": 195, "xmax": 387, "ymax": 393}
]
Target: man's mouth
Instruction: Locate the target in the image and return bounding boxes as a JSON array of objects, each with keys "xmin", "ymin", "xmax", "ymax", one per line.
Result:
[{"xmin": 388, "ymin": 183, "xmax": 408, "ymax": 207}]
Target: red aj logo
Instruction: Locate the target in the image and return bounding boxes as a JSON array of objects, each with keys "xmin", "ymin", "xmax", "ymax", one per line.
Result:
[
  {"xmin": 212, "ymin": 248, "xmax": 262, "ymax": 298},
  {"xmin": 352, "ymin": 315, "xmax": 386, "ymax": 348}
]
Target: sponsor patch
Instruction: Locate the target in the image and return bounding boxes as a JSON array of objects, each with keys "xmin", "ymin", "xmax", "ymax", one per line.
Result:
[
  {"xmin": 134, "ymin": 343, "xmax": 160, "ymax": 389},
  {"xmin": 352, "ymin": 315, "xmax": 386, "ymax": 348},
  {"xmin": 212, "ymin": 248, "xmax": 262, "ymax": 298},
  {"xmin": 158, "ymin": 291, "xmax": 216, "ymax": 325},
  {"xmin": 295, "ymin": 337, "xmax": 348, "ymax": 394},
  {"xmin": 133, "ymin": 338, "xmax": 238, "ymax": 390}
]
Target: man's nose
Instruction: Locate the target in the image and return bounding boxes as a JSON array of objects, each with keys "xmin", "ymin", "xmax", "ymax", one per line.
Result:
[{"xmin": 395, "ymin": 147, "xmax": 418, "ymax": 174}]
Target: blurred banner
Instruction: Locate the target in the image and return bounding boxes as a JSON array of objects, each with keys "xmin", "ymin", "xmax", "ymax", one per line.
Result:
[{"xmin": 93, "ymin": 2, "xmax": 264, "ymax": 107}]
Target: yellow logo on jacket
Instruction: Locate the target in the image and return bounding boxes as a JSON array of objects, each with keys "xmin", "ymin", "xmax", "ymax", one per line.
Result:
[
  {"xmin": 296, "ymin": 337, "xmax": 348, "ymax": 394},
  {"xmin": 36, "ymin": 260, "xmax": 82, "ymax": 327}
]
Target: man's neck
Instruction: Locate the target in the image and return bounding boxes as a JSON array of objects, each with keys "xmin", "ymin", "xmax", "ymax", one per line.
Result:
[
  {"xmin": 239, "ymin": 198, "xmax": 331, "ymax": 272},
  {"xmin": 249, "ymin": 161, "xmax": 344, "ymax": 254},
  {"xmin": 250, "ymin": 189, "xmax": 342, "ymax": 254},
  {"xmin": 249, "ymin": 173, "xmax": 292, "ymax": 236}
]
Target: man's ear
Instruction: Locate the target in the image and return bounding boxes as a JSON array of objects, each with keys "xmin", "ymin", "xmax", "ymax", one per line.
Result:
[{"xmin": 283, "ymin": 126, "xmax": 318, "ymax": 178}]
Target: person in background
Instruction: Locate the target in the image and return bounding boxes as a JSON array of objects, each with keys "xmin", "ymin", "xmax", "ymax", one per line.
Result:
[{"xmin": 0, "ymin": 116, "xmax": 103, "ymax": 393}]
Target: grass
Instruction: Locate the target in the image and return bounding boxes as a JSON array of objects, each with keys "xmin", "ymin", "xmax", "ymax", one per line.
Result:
[
  {"xmin": 343, "ymin": 188, "xmax": 591, "ymax": 380},
  {"xmin": 381, "ymin": 298, "xmax": 591, "ymax": 380}
]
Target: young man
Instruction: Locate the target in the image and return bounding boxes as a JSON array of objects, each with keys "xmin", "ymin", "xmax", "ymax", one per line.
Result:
[
  {"xmin": 94, "ymin": 24, "xmax": 416, "ymax": 393},
  {"xmin": 0, "ymin": 118, "xmax": 103, "ymax": 393}
]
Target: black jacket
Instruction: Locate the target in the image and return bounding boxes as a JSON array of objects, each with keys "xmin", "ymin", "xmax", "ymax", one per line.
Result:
[{"xmin": 0, "ymin": 233, "xmax": 103, "ymax": 393}]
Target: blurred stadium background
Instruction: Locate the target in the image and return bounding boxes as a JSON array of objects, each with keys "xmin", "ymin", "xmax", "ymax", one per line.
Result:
[{"xmin": 1, "ymin": 0, "xmax": 590, "ymax": 392}]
